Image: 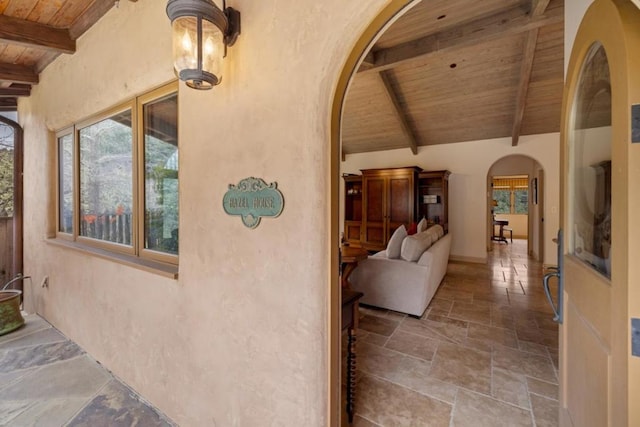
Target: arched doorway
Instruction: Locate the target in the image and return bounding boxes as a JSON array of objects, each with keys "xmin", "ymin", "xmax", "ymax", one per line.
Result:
[
  {"xmin": 328, "ymin": 1, "xmax": 419, "ymax": 424},
  {"xmin": 486, "ymin": 155, "xmax": 545, "ymax": 262},
  {"xmin": 0, "ymin": 114, "xmax": 23, "ymax": 292}
]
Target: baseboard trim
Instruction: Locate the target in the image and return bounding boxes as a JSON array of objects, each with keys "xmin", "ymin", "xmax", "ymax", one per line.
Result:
[{"xmin": 449, "ymin": 255, "xmax": 487, "ymax": 264}]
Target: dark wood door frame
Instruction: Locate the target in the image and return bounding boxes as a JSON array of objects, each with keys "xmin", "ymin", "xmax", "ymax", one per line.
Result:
[{"xmin": 0, "ymin": 115, "xmax": 23, "ymax": 292}]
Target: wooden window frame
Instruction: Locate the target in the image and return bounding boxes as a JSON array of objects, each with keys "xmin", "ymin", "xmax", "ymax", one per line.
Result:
[
  {"xmin": 55, "ymin": 126, "xmax": 75, "ymax": 241},
  {"xmin": 54, "ymin": 81, "xmax": 179, "ymax": 268}
]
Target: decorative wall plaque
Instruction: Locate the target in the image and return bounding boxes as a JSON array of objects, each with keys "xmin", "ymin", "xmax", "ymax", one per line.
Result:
[{"xmin": 223, "ymin": 177, "xmax": 284, "ymax": 228}]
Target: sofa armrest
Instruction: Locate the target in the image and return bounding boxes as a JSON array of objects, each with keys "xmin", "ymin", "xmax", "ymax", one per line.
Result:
[{"xmin": 370, "ymin": 250, "xmax": 387, "ymax": 259}]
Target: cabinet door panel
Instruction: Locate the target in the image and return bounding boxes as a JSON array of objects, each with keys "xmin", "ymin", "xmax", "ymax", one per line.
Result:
[
  {"xmin": 345, "ymin": 222, "xmax": 361, "ymax": 243},
  {"xmin": 365, "ymin": 178, "xmax": 385, "ymax": 222},
  {"xmin": 364, "ymin": 225, "xmax": 384, "ymax": 249},
  {"xmin": 363, "ymin": 177, "xmax": 386, "ymax": 249},
  {"xmin": 388, "ymin": 177, "xmax": 412, "ymax": 224}
]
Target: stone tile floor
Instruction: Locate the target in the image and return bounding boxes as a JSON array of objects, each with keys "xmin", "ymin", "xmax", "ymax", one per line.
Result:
[
  {"xmin": 0, "ymin": 315, "xmax": 176, "ymax": 427},
  {"xmin": 349, "ymin": 239, "xmax": 559, "ymax": 426}
]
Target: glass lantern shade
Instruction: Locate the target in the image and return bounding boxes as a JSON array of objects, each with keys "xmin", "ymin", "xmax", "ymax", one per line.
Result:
[
  {"xmin": 171, "ymin": 15, "xmax": 224, "ymax": 89},
  {"xmin": 167, "ymin": 0, "xmax": 239, "ymax": 90}
]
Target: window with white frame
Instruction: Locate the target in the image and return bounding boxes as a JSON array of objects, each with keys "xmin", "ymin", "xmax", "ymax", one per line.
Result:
[
  {"xmin": 492, "ymin": 176, "xmax": 529, "ymax": 215},
  {"xmin": 56, "ymin": 82, "xmax": 178, "ymax": 265}
]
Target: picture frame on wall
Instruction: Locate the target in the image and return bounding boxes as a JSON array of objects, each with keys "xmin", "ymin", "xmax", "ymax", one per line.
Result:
[{"xmin": 532, "ymin": 177, "xmax": 538, "ymax": 205}]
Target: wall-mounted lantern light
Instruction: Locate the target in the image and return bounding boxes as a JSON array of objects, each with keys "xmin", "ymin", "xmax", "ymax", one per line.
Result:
[{"xmin": 166, "ymin": 0, "xmax": 240, "ymax": 90}]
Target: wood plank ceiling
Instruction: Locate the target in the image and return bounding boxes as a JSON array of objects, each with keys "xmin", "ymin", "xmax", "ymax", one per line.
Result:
[
  {"xmin": 0, "ymin": 0, "xmax": 138, "ymax": 112},
  {"xmin": 342, "ymin": 0, "xmax": 564, "ymax": 155}
]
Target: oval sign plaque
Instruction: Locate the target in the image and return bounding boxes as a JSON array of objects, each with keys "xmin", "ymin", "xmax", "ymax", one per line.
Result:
[{"xmin": 223, "ymin": 177, "xmax": 284, "ymax": 229}]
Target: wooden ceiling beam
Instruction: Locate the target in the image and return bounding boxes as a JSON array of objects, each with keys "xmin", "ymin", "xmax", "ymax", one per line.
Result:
[
  {"xmin": 378, "ymin": 70, "xmax": 419, "ymax": 155},
  {"xmin": 0, "ymin": 84, "xmax": 31, "ymax": 97},
  {"xmin": 360, "ymin": 5, "xmax": 562, "ymax": 74},
  {"xmin": 0, "ymin": 63, "xmax": 38, "ymax": 85},
  {"xmin": 512, "ymin": 0, "xmax": 550, "ymax": 146},
  {"xmin": 531, "ymin": 0, "xmax": 552, "ymax": 16},
  {"xmin": 0, "ymin": 15, "xmax": 75, "ymax": 54},
  {"xmin": 359, "ymin": 52, "xmax": 375, "ymax": 71},
  {"xmin": 70, "ymin": 0, "xmax": 116, "ymax": 40},
  {"xmin": 0, "ymin": 98, "xmax": 17, "ymax": 112},
  {"xmin": 511, "ymin": 30, "xmax": 539, "ymax": 146}
]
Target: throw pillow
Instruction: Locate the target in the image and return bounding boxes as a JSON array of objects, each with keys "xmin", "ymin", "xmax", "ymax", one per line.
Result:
[
  {"xmin": 417, "ymin": 217, "xmax": 427, "ymax": 233},
  {"xmin": 407, "ymin": 222, "xmax": 418, "ymax": 235},
  {"xmin": 400, "ymin": 230, "xmax": 433, "ymax": 262},
  {"xmin": 386, "ymin": 224, "xmax": 407, "ymax": 259}
]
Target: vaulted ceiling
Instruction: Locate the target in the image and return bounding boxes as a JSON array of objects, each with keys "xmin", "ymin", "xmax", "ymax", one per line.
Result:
[
  {"xmin": 0, "ymin": 0, "xmax": 137, "ymax": 112},
  {"xmin": 342, "ymin": 0, "xmax": 564, "ymax": 155},
  {"xmin": 1, "ymin": 0, "xmax": 565, "ymax": 153}
]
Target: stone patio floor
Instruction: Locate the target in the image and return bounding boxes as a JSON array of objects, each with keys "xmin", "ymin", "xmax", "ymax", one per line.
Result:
[{"xmin": 0, "ymin": 314, "xmax": 176, "ymax": 427}]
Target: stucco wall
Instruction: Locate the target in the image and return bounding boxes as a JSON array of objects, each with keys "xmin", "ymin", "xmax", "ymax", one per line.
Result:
[
  {"xmin": 341, "ymin": 133, "xmax": 560, "ymax": 265},
  {"xmin": 18, "ymin": 0, "xmax": 389, "ymax": 425}
]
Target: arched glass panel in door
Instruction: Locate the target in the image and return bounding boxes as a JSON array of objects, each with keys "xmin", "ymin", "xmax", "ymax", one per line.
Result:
[{"xmin": 568, "ymin": 42, "xmax": 612, "ymax": 278}]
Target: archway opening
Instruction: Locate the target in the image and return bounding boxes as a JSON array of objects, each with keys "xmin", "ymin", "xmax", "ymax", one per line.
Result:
[
  {"xmin": 0, "ymin": 113, "xmax": 23, "ymax": 293},
  {"xmin": 487, "ymin": 154, "xmax": 545, "ymax": 262}
]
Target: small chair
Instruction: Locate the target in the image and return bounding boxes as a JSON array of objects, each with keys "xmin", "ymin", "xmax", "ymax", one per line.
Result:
[{"xmin": 503, "ymin": 227, "xmax": 513, "ymax": 243}]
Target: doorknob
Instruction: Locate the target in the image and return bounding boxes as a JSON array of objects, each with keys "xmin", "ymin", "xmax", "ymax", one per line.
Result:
[{"xmin": 542, "ymin": 229, "xmax": 564, "ymax": 324}]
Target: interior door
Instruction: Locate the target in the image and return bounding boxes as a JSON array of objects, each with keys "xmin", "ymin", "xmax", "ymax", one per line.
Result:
[{"xmin": 559, "ymin": 1, "xmax": 640, "ymax": 426}]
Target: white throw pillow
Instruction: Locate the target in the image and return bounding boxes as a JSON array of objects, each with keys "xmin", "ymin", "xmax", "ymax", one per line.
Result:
[
  {"xmin": 425, "ymin": 224, "xmax": 444, "ymax": 242},
  {"xmin": 400, "ymin": 230, "xmax": 433, "ymax": 262},
  {"xmin": 432, "ymin": 224, "xmax": 444, "ymax": 239},
  {"xmin": 386, "ymin": 224, "xmax": 407, "ymax": 259},
  {"xmin": 417, "ymin": 217, "xmax": 427, "ymax": 233}
]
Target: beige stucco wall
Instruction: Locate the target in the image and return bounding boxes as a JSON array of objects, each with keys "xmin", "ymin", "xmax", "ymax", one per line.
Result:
[{"xmin": 18, "ymin": 0, "xmax": 389, "ymax": 425}]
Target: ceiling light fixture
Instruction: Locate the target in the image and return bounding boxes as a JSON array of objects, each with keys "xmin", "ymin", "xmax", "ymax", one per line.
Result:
[{"xmin": 166, "ymin": 0, "xmax": 240, "ymax": 90}]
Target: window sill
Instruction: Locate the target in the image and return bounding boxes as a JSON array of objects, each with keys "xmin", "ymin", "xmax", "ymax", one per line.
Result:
[{"xmin": 46, "ymin": 238, "xmax": 178, "ymax": 279}]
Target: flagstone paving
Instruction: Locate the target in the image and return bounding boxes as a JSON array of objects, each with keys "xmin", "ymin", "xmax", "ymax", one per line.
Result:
[{"xmin": 0, "ymin": 315, "xmax": 175, "ymax": 427}]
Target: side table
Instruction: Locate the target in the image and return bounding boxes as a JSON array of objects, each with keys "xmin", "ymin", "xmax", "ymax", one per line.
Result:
[{"xmin": 341, "ymin": 245, "xmax": 369, "ymax": 289}]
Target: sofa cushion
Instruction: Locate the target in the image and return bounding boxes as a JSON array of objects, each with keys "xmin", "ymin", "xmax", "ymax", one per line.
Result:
[
  {"xmin": 400, "ymin": 230, "xmax": 433, "ymax": 262},
  {"xmin": 417, "ymin": 217, "xmax": 427, "ymax": 233},
  {"xmin": 432, "ymin": 224, "xmax": 444, "ymax": 238},
  {"xmin": 386, "ymin": 224, "xmax": 407, "ymax": 259}
]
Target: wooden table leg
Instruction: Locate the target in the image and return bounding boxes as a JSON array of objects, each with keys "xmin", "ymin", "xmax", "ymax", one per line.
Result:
[{"xmin": 341, "ymin": 262, "xmax": 357, "ymax": 288}]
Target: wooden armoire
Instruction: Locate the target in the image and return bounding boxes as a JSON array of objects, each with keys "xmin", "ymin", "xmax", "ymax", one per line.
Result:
[
  {"xmin": 360, "ymin": 167, "xmax": 420, "ymax": 252},
  {"xmin": 343, "ymin": 167, "xmax": 450, "ymax": 252}
]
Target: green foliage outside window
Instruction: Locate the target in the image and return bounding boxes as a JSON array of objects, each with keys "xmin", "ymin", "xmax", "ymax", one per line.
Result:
[
  {"xmin": 493, "ymin": 186, "xmax": 529, "ymax": 215},
  {"xmin": 0, "ymin": 125, "xmax": 14, "ymax": 217},
  {"xmin": 514, "ymin": 190, "xmax": 528, "ymax": 214},
  {"xmin": 493, "ymin": 190, "xmax": 510, "ymax": 214}
]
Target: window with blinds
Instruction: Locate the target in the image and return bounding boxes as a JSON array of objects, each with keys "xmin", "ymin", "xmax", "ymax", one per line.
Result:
[{"xmin": 492, "ymin": 176, "xmax": 529, "ymax": 215}]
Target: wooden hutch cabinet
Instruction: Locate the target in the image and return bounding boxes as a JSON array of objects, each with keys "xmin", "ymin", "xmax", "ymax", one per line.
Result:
[
  {"xmin": 418, "ymin": 170, "xmax": 450, "ymax": 233},
  {"xmin": 342, "ymin": 174, "xmax": 363, "ymax": 246},
  {"xmin": 361, "ymin": 167, "xmax": 420, "ymax": 252}
]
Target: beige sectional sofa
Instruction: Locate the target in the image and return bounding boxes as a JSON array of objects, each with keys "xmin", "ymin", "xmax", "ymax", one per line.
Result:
[{"xmin": 350, "ymin": 224, "xmax": 452, "ymax": 317}]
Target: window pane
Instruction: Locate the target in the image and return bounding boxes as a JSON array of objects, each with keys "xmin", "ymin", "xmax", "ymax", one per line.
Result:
[
  {"xmin": 79, "ymin": 111, "xmax": 133, "ymax": 245},
  {"xmin": 493, "ymin": 190, "xmax": 510, "ymax": 214},
  {"xmin": 0, "ymin": 124, "xmax": 14, "ymax": 217},
  {"xmin": 514, "ymin": 190, "xmax": 528, "ymax": 214},
  {"xmin": 569, "ymin": 43, "xmax": 612, "ymax": 278},
  {"xmin": 143, "ymin": 93, "xmax": 178, "ymax": 255},
  {"xmin": 58, "ymin": 134, "xmax": 73, "ymax": 233}
]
